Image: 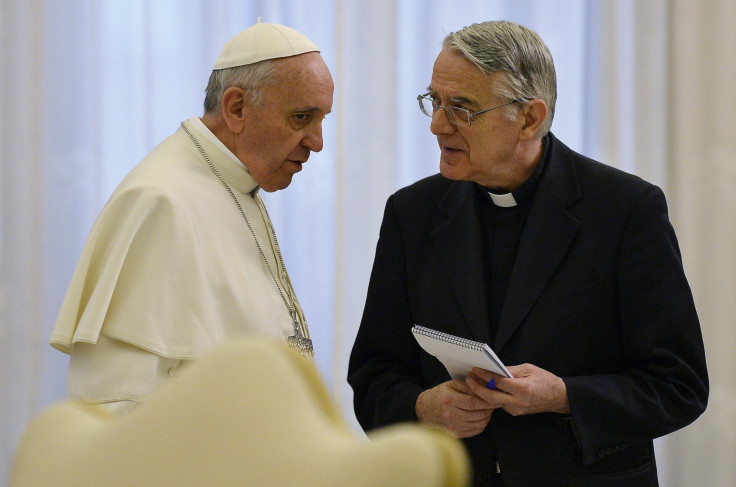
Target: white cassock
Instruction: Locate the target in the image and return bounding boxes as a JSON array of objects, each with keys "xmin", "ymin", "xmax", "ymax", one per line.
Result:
[{"xmin": 50, "ymin": 117, "xmax": 309, "ymax": 412}]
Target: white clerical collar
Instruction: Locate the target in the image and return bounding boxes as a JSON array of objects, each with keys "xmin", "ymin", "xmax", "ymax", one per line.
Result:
[
  {"xmin": 488, "ymin": 192, "xmax": 518, "ymax": 207},
  {"xmin": 187, "ymin": 117, "xmax": 245, "ymax": 170},
  {"xmin": 185, "ymin": 117, "xmax": 259, "ymax": 194}
]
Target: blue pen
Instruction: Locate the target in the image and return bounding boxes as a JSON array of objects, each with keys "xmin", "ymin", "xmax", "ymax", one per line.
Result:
[{"xmin": 486, "ymin": 378, "xmax": 496, "ymax": 390}]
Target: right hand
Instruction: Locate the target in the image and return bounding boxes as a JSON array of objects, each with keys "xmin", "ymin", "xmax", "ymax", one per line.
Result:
[{"xmin": 415, "ymin": 379, "xmax": 495, "ymax": 438}]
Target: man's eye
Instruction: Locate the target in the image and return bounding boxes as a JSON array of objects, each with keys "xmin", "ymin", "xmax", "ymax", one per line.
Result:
[{"xmin": 294, "ymin": 113, "xmax": 311, "ymax": 122}]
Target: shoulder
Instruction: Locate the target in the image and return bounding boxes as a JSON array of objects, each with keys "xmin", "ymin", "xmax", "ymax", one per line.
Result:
[
  {"xmin": 96, "ymin": 133, "xmax": 210, "ymax": 233},
  {"xmin": 395, "ymin": 173, "xmax": 452, "ymax": 195},
  {"xmin": 577, "ymin": 156, "xmax": 652, "ymax": 195},
  {"xmin": 391, "ymin": 173, "xmax": 470, "ymax": 209},
  {"xmin": 546, "ymin": 133, "xmax": 658, "ymax": 209},
  {"xmin": 116, "ymin": 130, "xmax": 209, "ymax": 199}
]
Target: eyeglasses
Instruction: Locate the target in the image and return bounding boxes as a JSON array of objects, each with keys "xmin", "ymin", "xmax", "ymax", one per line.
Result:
[{"xmin": 417, "ymin": 93, "xmax": 521, "ymax": 127}]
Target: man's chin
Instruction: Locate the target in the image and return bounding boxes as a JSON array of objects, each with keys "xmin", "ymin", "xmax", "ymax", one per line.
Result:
[
  {"xmin": 261, "ymin": 177, "xmax": 294, "ymax": 192},
  {"xmin": 439, "ymin": 160, "xmax": 464, "ymax": 181}
]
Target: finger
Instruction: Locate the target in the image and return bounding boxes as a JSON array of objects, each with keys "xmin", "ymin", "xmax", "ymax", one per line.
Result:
[
  {"xmin": 455, "ymin": 422, "xmax": 491, "ymax": 438},
  {"xmin": 448, "ymin": 378, "xmax": 474, "ymax": 394},
  {"xmin": 506, "ymin": 363, "xmax": 534, "ymax": 377},
  {"xmin": 445, "ymin": 412, "xmax": 493, "ymax": 438},
  {"xmin": 452, "ymin": 408, "xmax": 493, "ymax": 424},
  {"xmin": 456, "ymin": 388, "xmax": 496, "ymax": 411},
  {"xmin": 468, "ymin": 369, "xmax": 518, "ymax": 394},
  {"xmin": 470, "ymin": 367, "xmax": 505, "ymax": 383},
  {"xmin": 466, "ymin": 374, "xmax": 507, "ymax": 406},
  {"xmin": 471, "ymin": 374, "xmax": 499, "ymax": 391},
  {"xmin": 448, "ymin": 379, "xmax": 494, "ymax": 409},
  {"xmin": 450, "ymin": 424, "xmax": 489, "ymax": 439}
]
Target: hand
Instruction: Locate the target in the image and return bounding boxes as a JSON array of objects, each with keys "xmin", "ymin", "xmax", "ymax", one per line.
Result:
[
  {"xmin": 415, "ymin": 379, "xmax": 495, "ymax": 438},
  {"xmin": 466, "ymin": 364, "xmax": 571, "ymax": 416}
]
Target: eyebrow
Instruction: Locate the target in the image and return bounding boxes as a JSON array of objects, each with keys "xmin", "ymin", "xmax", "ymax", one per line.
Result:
[
  {"xmin": 425, "ymin": 87, "xmax": 478, "ymax": 107},
  {"xmin": 292, "ymin": 106, "xmax": 332, "ymax": 116}
]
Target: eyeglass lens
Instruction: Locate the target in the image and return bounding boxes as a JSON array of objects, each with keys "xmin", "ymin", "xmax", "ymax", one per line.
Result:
[{"xmin": 418, "ymin": 96, "xmax": 469, "ymax": 126}]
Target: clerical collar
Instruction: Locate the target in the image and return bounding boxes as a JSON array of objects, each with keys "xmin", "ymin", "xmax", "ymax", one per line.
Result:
[
  {"xmin": 488, "ymin": 192, "xmax": 517, "ymax": 207},
  {"xmin": 487, "ymin": 135, "xmax": 550, "ymax": 207},
  {"xmin": 186, "ymin": 117, "xmax": 259, "ymax": 194}
]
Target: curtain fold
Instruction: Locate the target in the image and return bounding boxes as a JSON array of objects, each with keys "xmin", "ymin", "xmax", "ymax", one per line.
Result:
[
  {"xmin": 1, "ymin": 1, "xmax": 733, "ymax": 484},
  {"xmin": 659, "ymin": 1, "xmax": 736, "ymax": 485}
]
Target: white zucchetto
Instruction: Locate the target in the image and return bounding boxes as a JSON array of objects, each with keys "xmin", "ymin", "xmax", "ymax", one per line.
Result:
[{"xmin": 213, "ymin": 20, "xmax": 320, "ymax": 70}]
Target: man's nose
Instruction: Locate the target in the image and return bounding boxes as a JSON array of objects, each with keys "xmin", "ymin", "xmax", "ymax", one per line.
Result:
[
  {"xmin": 302, "ymin": 124, "xmax": 324, "ymax": 152},
  {"xmin": 430, "ymin": 108, "xmax": 455, "ymax": 135}
]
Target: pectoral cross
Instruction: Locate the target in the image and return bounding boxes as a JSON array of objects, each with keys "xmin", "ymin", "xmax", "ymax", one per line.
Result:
[{"xmin": 287, "ymin": 310, "xmax": 314, "ymax": 361}]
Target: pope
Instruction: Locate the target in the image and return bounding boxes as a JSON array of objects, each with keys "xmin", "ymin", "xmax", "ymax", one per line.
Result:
[{"xmin": 50, "ymin": 21, "xmax": 334, "ymax": 413}]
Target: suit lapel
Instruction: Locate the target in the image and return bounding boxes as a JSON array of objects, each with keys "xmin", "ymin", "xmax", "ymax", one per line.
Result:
[
  {"xmin": 433, "ymin": 182, "xmax": 491, "ymax": 343},
  {"xmin": 495, "ymin": 136, "xmax": 582, "ymax": 352}
]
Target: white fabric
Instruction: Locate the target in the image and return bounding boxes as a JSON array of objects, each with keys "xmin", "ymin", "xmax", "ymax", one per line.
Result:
[
  {"xmin": 191, "ymin": 116, "xmax": 250, "ymax": 170},
  {"xmin": 11, "ymin": 337, "xmax": 471, "ymax": 487},
  {"xmin": 488, "ymin": 192, "xmax": 518, "ymax": 208},
  {"xmin": 50, "ymin": 117, "xmax": 306, "ymax": 360},
  {"xmin": 213, "ymin": 20, "xmax": 320, "ymax": 70},
  {"xmin": 67, "ymin": 335, "xmax": 184, "ymax": 410}
]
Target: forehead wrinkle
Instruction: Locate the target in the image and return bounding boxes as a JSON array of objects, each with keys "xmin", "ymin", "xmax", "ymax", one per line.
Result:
[{"xmin": 431, "ymin": 49, "xmax": 500, "ymax": 108}]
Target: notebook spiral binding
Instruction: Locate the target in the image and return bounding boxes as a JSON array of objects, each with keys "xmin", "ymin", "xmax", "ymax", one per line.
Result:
[{"xmin": 412, "ymin": 325, "xmax": 484, "ymax": 351}]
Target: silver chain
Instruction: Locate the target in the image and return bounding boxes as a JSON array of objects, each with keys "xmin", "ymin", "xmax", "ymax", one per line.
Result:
[{"xmin": 181, "ymin": 123, "xmax": 309, "ymax": 344}]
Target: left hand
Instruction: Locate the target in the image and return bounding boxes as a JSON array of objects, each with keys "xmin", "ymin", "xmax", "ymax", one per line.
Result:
[{"xmin": 466, "ymin": 363, "xmax": 571, "ymax": 416}]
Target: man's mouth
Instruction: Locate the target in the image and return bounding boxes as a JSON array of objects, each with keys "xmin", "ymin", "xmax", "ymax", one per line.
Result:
[
  {"xmin": 287, "ymin": 159, "xmax": 305, "ymax": 171},
  {"xmin": 440, "ymin": 144, "xmax": 462, "ymax": 155},
  {"xmin": 438, "ymin": 137, "xmax": 462, "ymax": 153},
  {"xmin": 288, "ymin": 152, "xmax": 310, "ymax": 166}
]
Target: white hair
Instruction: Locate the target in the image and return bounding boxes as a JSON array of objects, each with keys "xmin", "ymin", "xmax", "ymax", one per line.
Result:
[
  {"xmin": 444, "ymin": 20, "xmax": 557, "ymax": 137},
  {"xmin": 203, "ymin": 59, "xmax": 277, "ymax": 113}
]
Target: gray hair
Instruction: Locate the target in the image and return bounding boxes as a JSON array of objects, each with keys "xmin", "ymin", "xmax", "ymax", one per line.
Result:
[
  {"xmin": 203, "ymin": 59, "xmax": 277, "ymax": 114},
  {"xmin": 443, "ymin": 20, "xmax": 557, "ymax": 137}
]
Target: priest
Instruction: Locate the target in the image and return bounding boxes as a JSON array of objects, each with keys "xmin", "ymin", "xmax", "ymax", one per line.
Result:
[
  {"xmin": 348, "ymin": 20, "xmax": 707, "ymax": 487},
  {"xmin": 50, "ymin": 21, "xmax": 334, "ymax": 413}
]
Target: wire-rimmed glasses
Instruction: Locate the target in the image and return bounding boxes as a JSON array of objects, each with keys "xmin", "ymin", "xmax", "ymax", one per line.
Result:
[{"xmin": 417, "ymin": 93, "xmax": 521, "ymax": 127}]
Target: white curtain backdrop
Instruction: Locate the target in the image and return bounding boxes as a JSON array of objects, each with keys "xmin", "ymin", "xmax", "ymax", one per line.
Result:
[{"xmin": 1, "ymin": 0, "xmax": 733, "ymax": 484}]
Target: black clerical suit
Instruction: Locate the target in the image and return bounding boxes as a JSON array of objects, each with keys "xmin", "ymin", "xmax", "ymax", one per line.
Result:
[{"xmin": 348, "ymin": 133, "xmax": 708, "ymax": 487}]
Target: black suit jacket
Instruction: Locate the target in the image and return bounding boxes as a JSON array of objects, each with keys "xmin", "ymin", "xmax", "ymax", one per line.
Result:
[{"xmin": 348, "ymin": 133, "xmax": 708, "ymax": 487}]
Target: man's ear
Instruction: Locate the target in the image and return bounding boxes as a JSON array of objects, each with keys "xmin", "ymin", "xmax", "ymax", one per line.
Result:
[
  {"xmin": 519, "ymin": 99, "xmax": 548, "ymax": 141},
  {"xmin": 221, "ymin": 87, "xmax": 248, "ymax": 134}
]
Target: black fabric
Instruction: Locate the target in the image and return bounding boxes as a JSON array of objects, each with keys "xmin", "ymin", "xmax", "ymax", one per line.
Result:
[
  {"xmin": 480, "ymin": 189, "xmax": 531, "ymax": 342},
  {"xmin": 348, "ymin": 132, "xmax": 708, "ymax": 487}
]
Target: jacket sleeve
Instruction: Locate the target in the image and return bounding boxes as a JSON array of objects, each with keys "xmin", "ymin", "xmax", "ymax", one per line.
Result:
[
  {"xmin": 564, "ymin": 185, "xmax": 709, "ymax": 465},
  {"xmin": 348, "ymin": 195, "xmax": 426, "ymax": 431}
]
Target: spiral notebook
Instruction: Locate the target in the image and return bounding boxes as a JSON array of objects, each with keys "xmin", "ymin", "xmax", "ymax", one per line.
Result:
[{"xmin": 411, "ymin": 325, "xmax": 512, "ymax": 380}]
